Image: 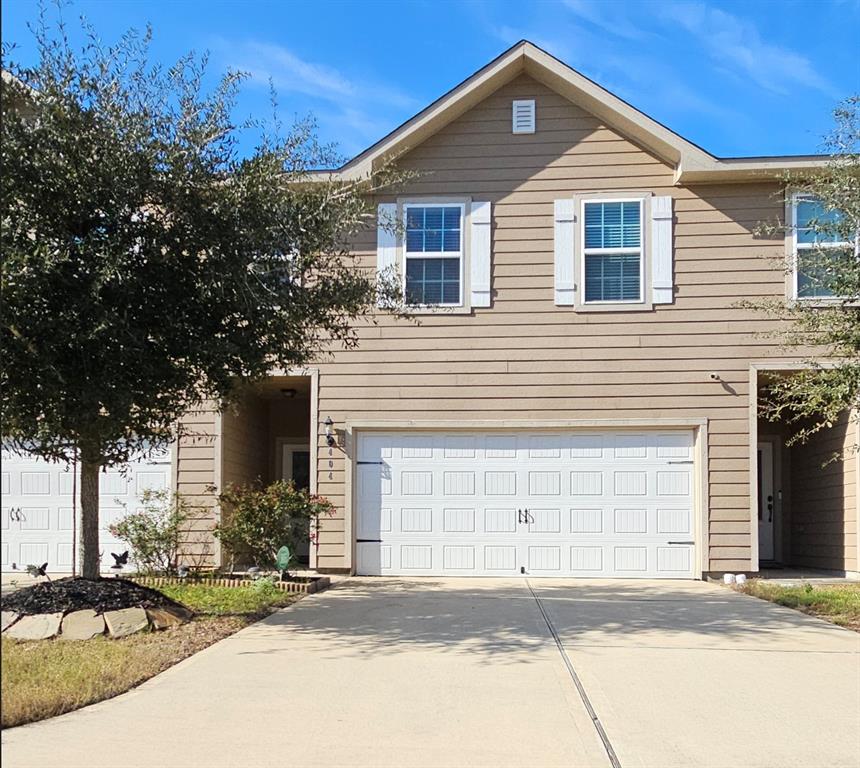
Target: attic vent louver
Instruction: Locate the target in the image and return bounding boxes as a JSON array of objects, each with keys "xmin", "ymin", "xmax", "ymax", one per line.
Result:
[{"xmin": 512, "ymin": 99, "xmax": 535, "ymax": 134}]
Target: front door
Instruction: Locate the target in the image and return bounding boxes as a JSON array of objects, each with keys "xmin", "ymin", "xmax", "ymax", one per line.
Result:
[
  {"xmin": 757, "ymin": 442, "xmax": 775, "ymax": 561},
  {"xmin": 281, "ymin": 444, "xmax": 311, "ymax": 564}
]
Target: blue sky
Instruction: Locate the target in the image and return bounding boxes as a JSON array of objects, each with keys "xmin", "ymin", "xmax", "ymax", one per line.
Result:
[{"xmin": 3, "ymin": 0, "xmax": 859, "ymax": 162}]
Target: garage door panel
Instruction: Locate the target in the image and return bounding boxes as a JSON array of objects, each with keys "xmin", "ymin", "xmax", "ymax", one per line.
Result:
[
  {"xmin": 658, "ymin": 546, "xmax": 692, "ymax": 573},
  {"xmin": 528, "ymin": 508, "xmax": 561, "ymax": 533},
  {"xmin": 443, "ymin": 545, "xmax": 476, "ymax": 570},
  {"xmin": 485, "ymin": 471, "xmax": 517, "ymax": 495},
  {"xmin": 21, "ymin": 472, "xmax": 50, "ymax": 496},
  {"xmin": 20, "ymin": 542, "xmax": 49, "ymax": 565},
  {"xmin": 444, "ymin": 507, "xmax": 476, "ymax": 532},
  {"xmin": 401, "ymin": 507, "xmax": 432, "ymax": 533},
  {"xmin": 485, "ymin": 508, "xmax": 516, "ymax": 533},
  {"xmin": 355, "ymin": 431, "xmax": 696, "ymax": 578},
  {"xmin": 571, "ymin": 545, "xmax": 603, "ymax": 571},
  {"xmin": 571, "ymin": 508, "xmax": 603, "ymax": 533},
  {"xmin": 484, "ymin": 545, "xmax": 517, "ymax": 571},
  {"xmin": 657, "ymin": 507, "xmax": 692, "ymax": 534},
  {"xmin": 20, "ymin": 507, "xmax": 50, "ymax": 531},
  {"xmin": 614, "ymin": 546, "xmax": 648, "ymax": 572}
]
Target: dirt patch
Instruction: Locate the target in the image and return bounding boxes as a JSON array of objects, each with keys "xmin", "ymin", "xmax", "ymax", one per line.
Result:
[{"xmin": 0, "ymin": 578, "xmax": 192, "ymax": 617}]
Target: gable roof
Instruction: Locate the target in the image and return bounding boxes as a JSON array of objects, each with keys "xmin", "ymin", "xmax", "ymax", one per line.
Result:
[{"xmin": 321, "ymin": 41, "xmax": 828, "ymax": 185}]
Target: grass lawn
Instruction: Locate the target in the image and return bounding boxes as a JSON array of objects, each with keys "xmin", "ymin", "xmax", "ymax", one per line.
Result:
[
  {"xmin": 739, "ymin": 581, "xmax": 860, "ymax": 631},
  {"xmin": 1, "ymin": 582, "xmax": 299, "ymax": 729}
]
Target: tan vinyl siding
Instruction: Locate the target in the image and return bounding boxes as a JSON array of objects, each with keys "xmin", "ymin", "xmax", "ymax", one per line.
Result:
[
  {"xmin": 221, "ymin": 394, "xmax": 269, "ymax": 489},
  {"xmin": 178, "ymin": 73, "xmax": 836, "ymax": 574},
  {"xmin": 175, "ymin": 404, "xmax": 218, "ymax": 567},
  {"xmin": 308, "ymin": 74, "xmax": 795, "ymax": 573},
  {"xmin": 789, "ymin": 411, "xmax": 858, "ymax": 573}
]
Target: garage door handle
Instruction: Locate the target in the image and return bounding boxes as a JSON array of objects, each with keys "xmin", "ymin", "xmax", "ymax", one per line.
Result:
[
  {"xmin": 356, "ymin": 538, "xmax": 382, "ymax": 543},
  {"xmin": 667, "ymin": 540, "xmax": 694, "ymax": 545}
]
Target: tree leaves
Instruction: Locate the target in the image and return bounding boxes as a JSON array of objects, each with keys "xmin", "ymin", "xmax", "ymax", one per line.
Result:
[{"xmin": 1, "ymin": 11, "xmax": 405, "ymax": 466}]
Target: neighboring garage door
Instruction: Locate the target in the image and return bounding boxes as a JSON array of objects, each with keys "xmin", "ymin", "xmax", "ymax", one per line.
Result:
[
  {"xmin": 1, "ymin": 448, "xmax": 171, "ymax": 574},
  {"xmin": 355, "ymin": 431, "xmax": 697, "ymax": 578}
]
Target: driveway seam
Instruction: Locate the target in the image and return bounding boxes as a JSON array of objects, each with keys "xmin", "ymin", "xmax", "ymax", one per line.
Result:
[{"xmin": 526, "ymin": 579, "xmax": 622, "ymax": 768}]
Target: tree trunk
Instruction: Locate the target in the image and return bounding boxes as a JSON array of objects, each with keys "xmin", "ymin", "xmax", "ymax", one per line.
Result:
[{"xmin": 79, "ymin": 458, "xmax": 101, "ymax": 579}]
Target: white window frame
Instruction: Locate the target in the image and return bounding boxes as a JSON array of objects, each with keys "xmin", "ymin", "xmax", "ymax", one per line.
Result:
[
  {"xmin": 790, "ymin": 192, "xmax": 858, "ymax": 301},
  {"xmin": 580, "ymin": 197, "xmax": 645, "ymax": 305},
  {"xmin": 402, "ymin": 202, "xmax": 466, "ymax": 308}
]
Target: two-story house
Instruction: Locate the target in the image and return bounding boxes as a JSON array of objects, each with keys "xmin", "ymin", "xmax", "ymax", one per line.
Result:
[{"xmin": 4, "ymin": 42, "xmax": 856, "ymax": 580}]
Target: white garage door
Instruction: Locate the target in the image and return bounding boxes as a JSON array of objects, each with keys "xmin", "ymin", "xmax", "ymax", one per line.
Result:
[
  {"xmin": 1, "ymin": 448, "xmax": 171, "ymax": 574},
  {"xmin": 355, "ymin": 431, "xmax": 697, "ymax": 578}
]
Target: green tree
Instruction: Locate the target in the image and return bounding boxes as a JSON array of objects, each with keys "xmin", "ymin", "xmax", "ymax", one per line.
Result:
[
  {"xmin": 756, "ymin": 96, "xmax": 860, "ymax": 447},
  {"xmin": 1, "ymin": 10, "xmax": 401, "ymax": 578}
]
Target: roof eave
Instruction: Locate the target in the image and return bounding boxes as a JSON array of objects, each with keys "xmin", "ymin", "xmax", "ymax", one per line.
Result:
[{"xmin": 676, "ymin": 157, "xmax": 831, "ymax": 184}]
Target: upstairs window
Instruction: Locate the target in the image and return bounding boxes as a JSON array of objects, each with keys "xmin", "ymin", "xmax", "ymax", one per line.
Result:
[
  {"xmin": 793, "ymin": 195, "xmax": 857, "ymax": 300},
  {"xmin": 582, "ymin": 199, "xmax": 643, "ymax": 303},
  {"xmin": 404, "ymin": 204, "xmax": 463, "ymax": 306}
]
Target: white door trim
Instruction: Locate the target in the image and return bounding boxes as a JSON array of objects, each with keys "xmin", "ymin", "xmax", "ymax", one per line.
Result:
[{"xmin": 278, "ymin": 440, "xmax": 311, "ymax": 484}]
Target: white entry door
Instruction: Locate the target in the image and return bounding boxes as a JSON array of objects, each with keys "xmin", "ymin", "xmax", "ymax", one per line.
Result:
[
  {"xmin": 355, "ymin": 430, "xmax": 696, "ymax": 578},
  {"xmin": 1, "ymin": 448, "xmax": 172, "ymax": 574}
]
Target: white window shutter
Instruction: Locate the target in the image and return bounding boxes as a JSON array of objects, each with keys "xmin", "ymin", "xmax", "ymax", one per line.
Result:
[
  {"xmin": 651, "ymin": 196, "xmax": 674, "ymax": 305},
  {"xmin": 470, "ymin": 201, "xmax": 492, "ymax": 308},
  {"xmin": 376, "ymin": 203, "xmax": 397, "ymax": 307},
  {"xmin": 554, "ymin": 199, "xmax": 575, "ymax": 306}
]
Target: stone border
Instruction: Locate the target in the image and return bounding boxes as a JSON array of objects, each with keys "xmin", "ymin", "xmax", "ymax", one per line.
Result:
[
  {"xmin": 132, "ymin": 575, "xmax": 331, "ymax": 594},
  {"xmin": 1, "ymin": 603, "xmax": 191, "ymax": 641}
]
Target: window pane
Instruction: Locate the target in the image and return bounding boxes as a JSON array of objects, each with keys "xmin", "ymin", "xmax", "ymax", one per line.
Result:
[
  {"xmin": 405, "ymin": 205, "xmax": 461, "ymax": 253},
  {"xmin": 797, "ymin": 246, "xmax": 852, "ymax": 298},
  {"xmin": 424, "ymin": 259, "xmax": 443, "ymax": 280},
  {"xmin": 443, "ymin": 282, "xmax": 460, "ymax": 304},
  {"xmin": 422, "ymin": 281, "xmax": 443, "ymax": 304},
  {"xmin": 405, "ymin": 257, "xmax": 461, "ymax": 305},
  {"xmin": 406, "ymin": 230, "xmax": 424, "ymax": 252},
  {"xmin": 424, "ymin": 228, "xmax": 442, "ymax": 251},
  {"xmin": 584, "ymin": 201, "xmax": 641, "ymax": 249},
  {"xmin": 443, "ymin": 207, "xmax": 460, "ymax": 229},
  {"xmin": 797, "ymin": 198, "xmax": 846, "ymax": 244},
  {"xmin": 442, "ymin": 258, "xmax": 459, "ymax": 280},
  {"xmin": 424, "ymin": 207, "xmax": 444, "ymax": 229},
  {"xmin": 584, "ymin": 253, "xmax": 641, "ymax": 302},
  {"xmin": 405, "ymin": 208, "xmax": 424, "ymax": 229},
  {"xmin": 442, "ymin": 229, "xmax": 460, "ymax": 251}
]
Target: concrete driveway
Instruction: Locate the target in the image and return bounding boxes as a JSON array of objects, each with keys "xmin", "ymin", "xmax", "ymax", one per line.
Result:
[{"xmin": 3, "ymin": 579, "xmax": 859, "ymax": 768}]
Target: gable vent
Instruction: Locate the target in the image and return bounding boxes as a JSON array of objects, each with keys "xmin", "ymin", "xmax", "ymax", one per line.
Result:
[{"xmin": 512, "ymin": 99, "xmax": 535, "ymax": 134}]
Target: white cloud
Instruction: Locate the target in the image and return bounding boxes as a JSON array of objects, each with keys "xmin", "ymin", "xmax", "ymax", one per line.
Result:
[
  {"xmin": 212, "ymin": 38, "xmax": 419, "ymax": 148},
  {"xmin": 489, "ymin": 22, "xmax": 739, "ymax": 128},
  {"xmin": 660, "ymin": 2, "xmax": 838, "ymax": 98},
  {"xmin": 561, "ymin": 0, "xmax": 650, "ymax": 41}
]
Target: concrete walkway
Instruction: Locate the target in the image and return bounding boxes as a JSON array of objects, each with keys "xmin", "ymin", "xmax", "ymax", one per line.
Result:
[{"xmin": 3, "ymin": 579, "xmax": 859, "ymax": 768}]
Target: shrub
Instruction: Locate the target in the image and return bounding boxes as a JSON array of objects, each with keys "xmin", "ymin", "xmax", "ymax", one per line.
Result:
[
  {"xmin": 213, "ymin": 480, "xmax": 335, "ymax": 570},
  {"xmin": 109, "ymin": 489, "xmax": 190, "ymax": 575}
]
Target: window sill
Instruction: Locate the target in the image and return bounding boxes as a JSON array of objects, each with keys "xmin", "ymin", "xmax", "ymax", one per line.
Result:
[
  {"xmin": 406, "ymin": 305, "xmax": 474, "ymax": 316},
  {"xmin": 574, "ymin": 300, "xmax": 654, "ymax": 313},
  {"xmin": 790, "ymin": 295, "xmax": 858, "ymax": 307}
]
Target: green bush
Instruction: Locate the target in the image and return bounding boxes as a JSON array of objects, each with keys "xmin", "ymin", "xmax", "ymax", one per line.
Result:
[
  {"xmin": 109, "ymin": 489, "xmax": 189, "ymax": 575},
  {"xmin": 213, "ymin": 480, "xmax": 335, "ymax": 570}
]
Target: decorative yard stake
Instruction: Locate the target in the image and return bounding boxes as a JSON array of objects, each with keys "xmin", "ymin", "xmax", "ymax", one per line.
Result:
[{"xmin": 277, "ymin": 546, "xmax": 292, "ymax": 581}]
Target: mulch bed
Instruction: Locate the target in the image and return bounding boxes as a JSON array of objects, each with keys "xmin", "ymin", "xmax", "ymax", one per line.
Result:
[{"xmin": 0, "ymin": 578, "xmax": 192, "ymax": 617}]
